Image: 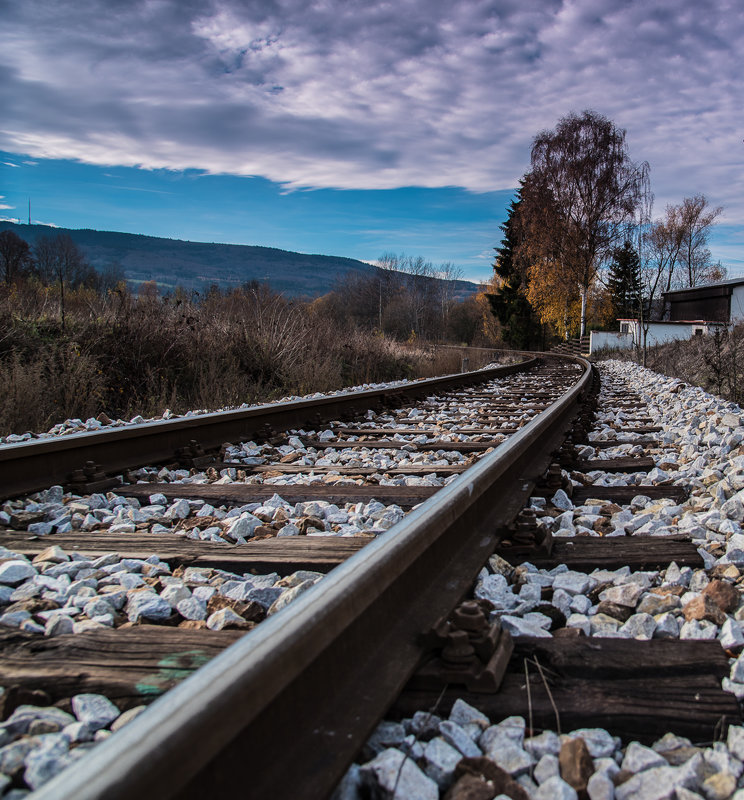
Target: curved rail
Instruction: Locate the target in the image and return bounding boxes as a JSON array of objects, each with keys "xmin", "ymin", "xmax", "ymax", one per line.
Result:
[
  {"xmin": 0, "ymin": 357, "xmax": 535, "ymax": 500},
  {"xmin": 33, "ymin": 354, "xmax": 592, "ymax": 800}
]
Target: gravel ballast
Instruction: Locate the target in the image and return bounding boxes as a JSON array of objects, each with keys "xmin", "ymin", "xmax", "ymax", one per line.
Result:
[
  {"xmin": 7, "ymin": 357, "xmax": 744, "ymax": 795},
  {"xmin": 335, "ymin": 359, "xmax": 744, "ymax": 799}
]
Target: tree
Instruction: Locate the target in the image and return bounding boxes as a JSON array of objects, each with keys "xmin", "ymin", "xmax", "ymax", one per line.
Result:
[
  {"xmin": 677, "ymin": 194, "xmax": 724, "ymax": 288},
  {"xmin": 435, "ymin": 261, "xmax": 464, "ymax": 336},
  {"xmin": 646, "ymin": 196, "xmax": 725, "ymax": 296},
  {"xmin": 526, "ymin": 257, "xmax": 581, "ymax": 340},
  {"xmin": 33, "ymin": 233, "xmax": 92, "ymax": 329},
  {"xmin": 646, "ymin": 204, "xmax": 685, "ymax": 295},
  {"xmin": 375, "ymin": 253, "xmax": 440, "ymax": 339},
  {"xmin": 519, "ymin": 110, "xmax": 650, "ymax": 336},
  {"xmin": 447, "ymin": 295, "xmax": 481, "ymax": 344},
  {"xmin": 0, "ymin": 230, "xmax": 31, "ymax": 285},
  {"xmin": 97, "ymin": 261, "xmax": 127, "ymax": 295},
  {"xmin": 637, "ymin": 195, "xmax": 726, "ymax": 364},
  {"xmin": 606, "ymin": 240, "xmax": 641, "ymax": 322},
  {"xmin": 375, "ymin": 253, "xmax": 407, "ymax": 331},
  {"xmin": 487, "ymin": 191, "xmax": 539, "ymax": 348}
]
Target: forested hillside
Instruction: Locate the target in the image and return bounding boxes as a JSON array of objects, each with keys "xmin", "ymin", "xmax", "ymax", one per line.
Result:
[{"xmin": 0, "ymin": 222, "xmax": 477, "ymax": 300}]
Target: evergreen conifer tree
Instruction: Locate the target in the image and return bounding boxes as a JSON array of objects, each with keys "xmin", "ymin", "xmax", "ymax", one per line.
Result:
[
  {"xmin": 606, "ymin": 240, "xmax": 641, "ymax": 324},
  {"xmin": 487, "ymin": 191, "xmax": 538, "ymax": 348}
]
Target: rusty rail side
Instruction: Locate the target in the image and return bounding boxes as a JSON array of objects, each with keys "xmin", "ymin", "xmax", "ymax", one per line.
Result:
[{"xmin": 33, "ymin": 355, "xmax": 591, "ymax": 800}]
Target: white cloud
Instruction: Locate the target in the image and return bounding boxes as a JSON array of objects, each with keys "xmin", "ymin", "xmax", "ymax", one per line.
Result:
[{"xmin": 0, "ymin": 0, "xmax": 741, "ymax": 224}]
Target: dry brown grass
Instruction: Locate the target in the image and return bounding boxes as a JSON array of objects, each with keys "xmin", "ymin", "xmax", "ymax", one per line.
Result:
[{"xmin": 1, "ymin": 281, "xmax": 501, "ymax": 436}]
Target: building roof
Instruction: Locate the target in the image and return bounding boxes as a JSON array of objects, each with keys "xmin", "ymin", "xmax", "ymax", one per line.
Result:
[
  {"xmin": 616, "ymin": 318, "xmax": 723, "ymax": 325},
  {"xmin": 663, "ymin": 277, "xmax": 744, "ymax": 300}
]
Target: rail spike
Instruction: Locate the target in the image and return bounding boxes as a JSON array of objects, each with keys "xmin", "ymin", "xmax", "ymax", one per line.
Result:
[
  {"xmin": 175, "ymin": 439, "xmax": 215, "ymax": 469},
  {"xmin": 412, "ymin": 600, "xmax": 514, "ymax": 693},
  {"xmin": 65, "ymin": 460, "xmax": 120, "ymax": 494}
]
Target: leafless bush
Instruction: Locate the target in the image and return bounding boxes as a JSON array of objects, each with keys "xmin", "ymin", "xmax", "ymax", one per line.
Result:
[
  {"xmin": 0, "ymin": 279, "xmax": 463, "ymax": 435},
  {"xmin": 0, "ymin": 346, "xmax": 104, "ymax": 433}
]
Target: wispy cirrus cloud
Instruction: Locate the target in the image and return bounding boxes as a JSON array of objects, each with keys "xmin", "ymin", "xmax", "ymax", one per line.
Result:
[{"xmin": 0, "ymin": 0, "xmax": 741, "ymax": 223}]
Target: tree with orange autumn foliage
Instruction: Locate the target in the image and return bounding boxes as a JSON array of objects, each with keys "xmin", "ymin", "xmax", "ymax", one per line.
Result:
[
  {"xmin": 519, "ymin": 110, "xmax": 650, "ymax": 337},
  {"xmin": 525, "ymin": 259, "xmax": 581, "ymax": 339}
]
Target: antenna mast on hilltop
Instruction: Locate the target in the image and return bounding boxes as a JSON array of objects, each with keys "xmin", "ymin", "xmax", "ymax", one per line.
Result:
[{"xmin": 28, "ymin": 199, "xmax": 30, "ymax": 225}]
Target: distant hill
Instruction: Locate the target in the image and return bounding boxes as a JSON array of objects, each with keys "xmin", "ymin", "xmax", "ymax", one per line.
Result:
[{"xmin": 0, "ymin": 222, "xmax": 478, "ymax": 300}]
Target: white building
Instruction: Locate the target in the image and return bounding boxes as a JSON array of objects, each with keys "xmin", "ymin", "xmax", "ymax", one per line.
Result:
[
  {"xmin": 589, "ymin": 277, "xmax": 744, "ymax": 354},
  {"xmin": 589, "ymin": 320, "xmax": 724, "ymax": 354}
]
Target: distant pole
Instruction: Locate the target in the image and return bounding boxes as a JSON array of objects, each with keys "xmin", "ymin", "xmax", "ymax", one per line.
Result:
[{"xmin": 28, "ymin": 199, "xmax": 30, "ymax": 225}]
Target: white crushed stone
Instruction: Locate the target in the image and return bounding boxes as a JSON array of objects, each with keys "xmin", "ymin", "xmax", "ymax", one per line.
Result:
[
  {"xmin": 339, "ymin": 708, "xmax": 744, "ymax": 799},
  {"xmin": 0, "ymin": 542, "xmax": 324, "ymax": 636}
]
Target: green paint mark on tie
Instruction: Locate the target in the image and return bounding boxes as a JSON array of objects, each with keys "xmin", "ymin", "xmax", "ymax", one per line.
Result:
[{"xmin": 136, "ymin": 650, "xmax": 211, "ymax": 696}]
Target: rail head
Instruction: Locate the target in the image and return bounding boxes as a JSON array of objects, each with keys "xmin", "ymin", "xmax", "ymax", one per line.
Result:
[{"xmin": 31, "ymin": 354, "xmax": 591, "ymax": 800}]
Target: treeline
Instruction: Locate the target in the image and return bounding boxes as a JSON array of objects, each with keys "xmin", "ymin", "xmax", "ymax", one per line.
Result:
[
  {"xmin": 487, "ymin": 110, "xmax": 726, "ymax": 348},
  {"xmin": 0, "ymin": 233, "xmax": 506, "ymax": 436},
  {"xmin": 0, "ymin": 229, "xmax": 125, "ymax": 328},
  {"xmin": 313, "ymin": 253, "xmax": 498, "ymax": 344}
]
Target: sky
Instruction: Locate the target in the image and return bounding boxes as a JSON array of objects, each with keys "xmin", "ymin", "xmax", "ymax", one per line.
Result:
[{"xmin": 1, "ymin": 0, "xmax": 742, "ymax": 283}]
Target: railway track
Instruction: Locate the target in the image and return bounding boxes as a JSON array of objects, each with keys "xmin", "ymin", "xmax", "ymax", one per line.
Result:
[{"xmin": 2, "ymin": 354, "xmax": 744, "ymax": 798}]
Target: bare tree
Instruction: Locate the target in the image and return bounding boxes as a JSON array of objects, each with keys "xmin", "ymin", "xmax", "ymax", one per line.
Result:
[
  {"xmin": 646, "ymin": 196, "xmax": 724, "ymax": 294},
  {"xmin": 647, "ymin": 204, "xmax": 685, "ymax": 295},
  {"xmin": 400, "ymin": 254, "xmax": 436, "ymax": 339},
  {"xmin": 0, "ymin": 230, "xmax": 31, "ymax": 285},
  {"xmin": 636, "ymin": 195, "xmax": 724, "ymax": 364},
  {"xmin": 520, "ymin": 110, "xmax": 650, "ymax": 337},
  {"xmin": 638, "ymin": 221, "xmax": 672, "ymax": 364},
  {"xmin": 322, "ymin": 253, "xmax": 465, "ymax": 342},
  {"xmin": 376, "ymin": 253, "xmax": 406, "ymax": 331},
  {"xmin": 98, "ymin": 261, "xmax": 127, "ymax": 295},
  {"xmin": 678, "ymin": 194, "xmax": 724, "ymax": 287},
  {"xmin": 436, "ymin": 261, "xmax": 463, "ymax": 336},
  {"xmin": 33, "ymin": 234, "xmax": 92, "ymax": 329},
  {"xmin": 375, "ymin": 253, "xmax": 439, "ymax": 339}
]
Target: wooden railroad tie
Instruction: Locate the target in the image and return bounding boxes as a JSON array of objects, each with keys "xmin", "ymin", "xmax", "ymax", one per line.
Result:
[
  {"xmin": 495, "ymin": 534, "xmax": 704, "ymax": 571},
  {"xmin": 571, "ymin": 485, "xmax": 689, "ymax": 504},
  {"xmin": 119, "ymin": 481, "xmax": 443, "ymax": 507},
  {"xmin": 329, "ymin": 427, "xmax": 512, "ymax": 436},
  {"xmin": 298, "ymin": 438, "xmax": 497, "ymax": 452},
  {"xmin": 0, "ymin": 531, "xmax": 370, "ymax": 576},
  {"xmin": 212, "ymin": 463, "xmax": 468, "ymax": 475},
  {"xmin": 534, "ymin": 481, "xmax": 687, "ymax": 505},
  {"xmin": 590, "ymin": 438, "xmax": 660, "ymax": 449},
  {"xmin": 607, "ymin": 426, "xmax": 662, "ymax": 434},
  {"xmin": 395, "ymin": 636, "xmax": 740, "ymax": 743},
  {"xmin": 578, "ymin": 456, "xmax": 656, "ymax": 473},
  {"xmin": 0, "ymin": 627, "xmax": 244, "ymax": 716}
]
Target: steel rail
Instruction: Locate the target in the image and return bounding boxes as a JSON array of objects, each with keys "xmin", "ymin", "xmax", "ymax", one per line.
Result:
[
  {"xmin": 0, "ymin": 357, "xmax": 535, "ymax": 500},
  {"xmin": 33, "ymin": 355, "xmax": 591, "ymax": 800}
]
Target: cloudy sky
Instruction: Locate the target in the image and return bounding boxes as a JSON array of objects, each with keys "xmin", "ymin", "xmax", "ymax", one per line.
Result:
[{"xmin": 1, "ymin": 0, "xmax": 742, "ymax": 281}]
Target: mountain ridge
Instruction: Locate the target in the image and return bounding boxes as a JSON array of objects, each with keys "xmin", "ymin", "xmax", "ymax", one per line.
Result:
[{"xmin": 0, "ymin": 221, "xmax": 478, "ymax": 299}]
